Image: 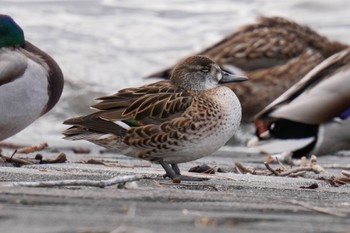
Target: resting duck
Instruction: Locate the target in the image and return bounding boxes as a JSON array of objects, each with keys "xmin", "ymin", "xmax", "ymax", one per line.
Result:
[
  {"xmin": 63, "ymin": 56, "xmax": 247, "ymax": 181},
  {"xmin": 147, "ymin": 16, "xmax": 348, "ymax": 122},
  {"xmin": 0, "ymin": 15, "xmax": 64, "ymax": 141},
  {"xmin": 247, "ymin": 48, "xmax": 350, "ymax": 157}
]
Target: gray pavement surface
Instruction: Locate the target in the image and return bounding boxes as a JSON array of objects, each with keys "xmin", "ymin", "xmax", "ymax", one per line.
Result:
[{"xmin": 0, "ymin": 146, "xmax": 350, "ymax": 233}]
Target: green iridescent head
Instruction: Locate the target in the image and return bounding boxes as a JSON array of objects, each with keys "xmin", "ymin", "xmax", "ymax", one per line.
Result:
[{"xmin": 0, "ymin": 15, "xmax": 25, "ymax": 48}]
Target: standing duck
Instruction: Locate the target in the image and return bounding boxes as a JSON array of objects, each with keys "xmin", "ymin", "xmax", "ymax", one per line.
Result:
[
  {"xmin": 63, "ymin": 55, "xmax": 247, "ymax": 181},
  {"xmin": 147, "ymin": 16, "xmax": 348, "ymax": 122},
  {"xmin": 0, "ymin": 15, "xmax": 64, "ymax": 141},
  {"xmin": 248, "ymin": 48, "xmax": 350, "ymax": 157}
]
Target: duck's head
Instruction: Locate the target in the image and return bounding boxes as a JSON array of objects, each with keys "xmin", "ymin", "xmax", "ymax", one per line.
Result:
[
  {"xmin": 170, "ymin": 55, "xmax": 247, "ymax": 91},
  {"xmin": 0, "ymin": 15, "xmax": 24, "ymax": 48}
]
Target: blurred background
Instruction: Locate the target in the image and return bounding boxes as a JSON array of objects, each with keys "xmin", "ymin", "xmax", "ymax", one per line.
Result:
[{"xmin": 2, "ymin": 0, "xmax": 350, "ymax": 146}]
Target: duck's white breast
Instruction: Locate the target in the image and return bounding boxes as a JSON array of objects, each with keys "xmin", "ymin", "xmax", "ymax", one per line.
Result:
[
  {"xmin": 212, "ymin": 86, "xmax": 242, "ymax": 140},
  {"xmin": 0, "ymin": 50, "xmax": 49, "ymax": 140},
  {"xmin": 164, "ymin": 86, "xmax": 242, "ymax": 163}
]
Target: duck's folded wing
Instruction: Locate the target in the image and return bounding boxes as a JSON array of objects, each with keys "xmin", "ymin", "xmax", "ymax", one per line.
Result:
[
  {"xmin": 63, "ymin": 111, "xmax": 129, "ymax": 136},
  {"xmin": 93, "ymin": 81, "xmax": 177, "ymax": 107},
  {"xmin": 65, "ymin": 81, "xmax": 193, "ymax": 130},
  {"xmin": 98, "ymin": 92, "xmax": 192, "ymax": 124},
  {"xmin": 0, "ymin": 50, "xmax": 27, "ymax": 86}
]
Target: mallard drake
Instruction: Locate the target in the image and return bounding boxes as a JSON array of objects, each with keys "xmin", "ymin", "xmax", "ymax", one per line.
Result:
[
  {"xmin": 147, "ymin": 16, "xmax": 348, "ymax": 122},
  {"xmin": 63, "ymin": 55, "xmax": 247, "ymax": 181},
  {"xmin": 247, "ymin": 48, "xmax": 350, "ymax": 157},
  {"xmin": 0, "ymin": 15, "xmax": 64, "ymax": 141}
]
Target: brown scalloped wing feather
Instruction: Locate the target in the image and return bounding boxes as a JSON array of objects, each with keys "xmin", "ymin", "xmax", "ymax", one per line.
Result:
[
  {"xmin": 63, "ymin": 112, "xmax": 128, "ymax": 136},
  {"xmin": 91, "ymin": 80, "xmax": 192, "ymax": 125}
]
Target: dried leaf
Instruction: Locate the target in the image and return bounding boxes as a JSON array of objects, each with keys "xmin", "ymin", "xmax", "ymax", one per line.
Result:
[
  {"xmin": 84, "ymin": 159, "xmax": 106, "ymax": 165},
  {"xmin": 17, "ymin": 142, "xmax": 48, "ymax": 154},
  {"xmin": 189, "ymin": 164, "xmax": 215, "ymax": 174},
  {"xmin": 40, "ymin": 153, "xmax": 67, "ymax": 164},
  {"xmin": 72, "ymin": 147, "xmax": 91, "ymax": 154}
]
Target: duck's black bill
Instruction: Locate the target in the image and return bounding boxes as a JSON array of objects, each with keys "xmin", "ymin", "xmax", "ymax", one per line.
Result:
[{"xmin": 220, "ymin": 70, "xmax": 248, "ymax": 83}]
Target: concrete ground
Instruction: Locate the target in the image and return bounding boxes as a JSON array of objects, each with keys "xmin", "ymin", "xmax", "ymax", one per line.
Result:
[{"xmin": 0, "ymin": 145, "xmax": 349, "ymax": 233}]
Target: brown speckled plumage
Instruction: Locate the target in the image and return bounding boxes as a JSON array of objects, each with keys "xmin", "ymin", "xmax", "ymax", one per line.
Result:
[
  {"xmin": 147, "ymin": 16, "xmax": 348, "ymax": 122},
  {"xmin": 63, "ymin": 55, "xmax": 247, "ymax": 181}
]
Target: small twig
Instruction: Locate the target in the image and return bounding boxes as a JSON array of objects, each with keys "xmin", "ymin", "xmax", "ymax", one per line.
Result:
[
  {"xmin": 235, "ymin": 166, "xmax": 243, "ymax": 174},
  {"xmin": 234, "ymin": 162, "xmax": 255, "ymax": 174},
  {"xmin": 235, "ymin": 162, "xmax": 249, "ymax": 173},
  {"xmin": 234, "ymin": 162, "xmax": 270, "ymax": 175},
  {"xmin": 333, "ymin": 179, "xmax": 348, "ymax": 186},
  {"xmin": 335, "ymin": 178, "xmax": 349, "ymax": 186},
  {"xmin": 275, "ymin": 157, "xmax": 287, "ymax": 170},
  {"xmin": 264, "ymin": 162, "xmax": 279, "ymax": 176},
  {"xmin": 0, "ymin": 152, "xmax": 66, "ymax": 166},
  {"xmin": 287, "ymin": 199, "xmax": 347, "ymax": 217},
  {"xmin": 279, "ymin": 167, "xmax": 321, "ymax": 176},
  {"xmin": 264, "ymin": 162, "xmax": 322, "ymax": 177},
  {"xmin": 0, "ymin": 153, "xmax": 32, "ymax": 165},
  {"xmin": 289, "ymin": 171, "xmax": 307, "ymax": 177},
  {"xmin": 17, "ymin": 142, "xmax": 48, "ymax": 154},
  {"xmin": 189, "ymin": 164, "xmax": 216, "ymax": 174},
  {"xmin": 4, "ymin": 174, "xmax": 149, "ymax": 188},
  {"xmin": 201, "ymin": 166, "xmax": 216, "ymax": 174},
  {"xmin": 323, "ymin": 164, "xmax": 350, "ymax": 170},
  {"xmin": 10, "ymin": 149, "xmax": 17, "ymax": 160},
  {"xmin": 264, "ymin": 151, "xmax": 295, "ymax": 166},
  {"xmin": 341, "ymin": 170, "xmax": 350, "ymax": 177},
  {"xmin": 318, "ymin": 176, "xmax": 350, "ymax": 187}
]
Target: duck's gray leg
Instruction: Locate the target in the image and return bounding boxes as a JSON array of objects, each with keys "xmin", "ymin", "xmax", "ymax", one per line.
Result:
[{"xmin": 159, "ymin": 160, "xmax": 209, "ymax": 181}]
